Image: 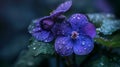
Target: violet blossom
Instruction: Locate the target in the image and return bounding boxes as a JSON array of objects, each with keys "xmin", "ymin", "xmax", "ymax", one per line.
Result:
[
  {"xmin": 55, "ymin": 14, "xmax": 96, "ymax": 56},
  {"xmin": 29, "ymin": 0, "xmax": 96, "ymax": 56},
  {"xmin": 29, "ymin": 1, "xmax": 72, "ymax": 42}
]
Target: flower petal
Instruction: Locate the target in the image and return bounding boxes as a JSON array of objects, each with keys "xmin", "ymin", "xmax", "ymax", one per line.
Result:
[
  {"xmin": 73, "ymin": 35, "xmax": 94, "ymax": 55},
  {"xmin": 53, "ymin": 0, "xmax": 72, "ymax": 14},
  {"xmin": 67, "ymin": 13, "xmax": 88, "ymax": 30},
  {"xmin": 31, "ymin": 26, "xmax": 54, "ymax": 42},
  {"xmin": 29, "ymin": 15, "xmax": 56, "ymax": 42},
  {"xmin": 55, "ymin": 37, "xmax": 73, "ymax": 56},
  {"xmin": 60, "ymin": 22, "xmax": 72, "ymax": 36},
  {"xmin": 31, "ymin": 16, "xmax": 52, "ymax": 28},
  {"xmin": 50, "ymin": 11, "xmax": 64, "ymax": 18},
  {"xmin": 52, "ymin": 21, "xmax": 72, "ymax": 36},
  {"xmin": 51, "ymin": 23, "xmax": 61, "ymax": 36},
  {"xmin": 81, "ymin": 22, "xmax": 96, "ymax": 38},
  {"xmin": 32, "ymin": 27, "xmax": 49, "ymax": 40},
  {"xmin": 44, "ymin": 32, "xmax": 54, "ymax": 42},
  {"xmin": 28, "ymin": 18, "xmax": 42, "ymax": 34}
]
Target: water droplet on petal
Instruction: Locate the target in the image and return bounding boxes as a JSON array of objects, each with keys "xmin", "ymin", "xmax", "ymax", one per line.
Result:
[
  {"xmin": 73, "ymin": 17, "xmax": 76, "ymax": 19},
  {"xmin": 82, "ymin": 41, "xmax": 85, "ymax": 46},
  {"xmin": 36, "ymin": 35, "xmax": 39, "ymax": 39},
  {"xmin": 77, "ymin": 17, "xmax": 80, "ymax": 19},
  {"xmin": 84, "ymin": 48, "xmax": 87, "ymax": 50},
  {"xmin": 88, "ymin": 44, "xmax": 91, "ymax": 47},
  {"xmin": 44, "ymin": 40, "xmax": 48, "ymax": 42},
  {"xmin": 66, "ymin": 47, "xmax": 69, "ymax": 50},
  {"xmin": 59, "ymin": 46, "xmax": 62, "ymax": 49},
  {"xmin": 79, "ymin": 50, "xmax": 82, "ymax": 53},
  {"xmin": 63, "ymin": 41, "xmax": 65, "ymax": 44}
]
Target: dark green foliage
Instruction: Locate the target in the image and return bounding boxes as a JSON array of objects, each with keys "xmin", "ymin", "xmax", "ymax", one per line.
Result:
[
  {"xmin": 28, "ymin": 38, "xmax": 54, "ymax": 56},
  {"xmin": 86, "ymin": 55, "xmax": 120, "ymax": 67},
  {"xmin": 88, "ymin": 13, "xmax": 120, "ymax": 47},
  {"xmin": 14, "ymin": 38, "xmax": 54, "ymax": 67}
]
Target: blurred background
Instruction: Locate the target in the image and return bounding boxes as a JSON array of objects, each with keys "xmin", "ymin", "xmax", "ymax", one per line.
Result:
[{"xmin": 0, "ymin": 0, "xmax": 120, "ymax": 67}]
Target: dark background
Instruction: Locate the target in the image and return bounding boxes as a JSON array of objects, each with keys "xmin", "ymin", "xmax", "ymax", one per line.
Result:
[{"xmin": 0, "ymin": 0, "xmax": 120, "ymax": 67}]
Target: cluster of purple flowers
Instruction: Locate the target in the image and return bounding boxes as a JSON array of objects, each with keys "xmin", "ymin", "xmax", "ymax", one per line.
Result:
[{"xmin": 29, "ymin": 1, "xmax": 96, "ymax": 56}]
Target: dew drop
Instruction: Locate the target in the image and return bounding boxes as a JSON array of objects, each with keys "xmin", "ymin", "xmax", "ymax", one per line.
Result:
[
  {"xmin": 27, "ymin": 61, "xmax": 34, "ymax": 66},
  {"xmin": 82, "ymin": 41, "xmax": 85, "ymax": 46},
  {"xmin": 32, "ymin": 29, "xmax": 35, "ymax": 32},
  {"xmin": 77, "ymin": 17, "xmax": 80, "ymax": 19},
  {"xmin": 79, "ymin": 50, "xmax": 81, "ymax": 53},
  {"xmin": 45, "ymin": 40, "xmax": 48, "ymax": 42},
  {"xmin": 84, "ymin": 48, "xmax": 87, "ymax": 50},
  {"xmin": 57, "ymin": 42, "xmax": 60, "ymax": 44},
  {"xmin": 62, "ymin": 52, "xmax": 65, "ymax": 55},
  {"xmin": 33, "ymin": 47, "xmax": 36, "ymax": 50},
  {"xmin": 76, "ymin": 49, "xmax": 79, "ymax": 52},
  {"xmin": 36, "ymin": 35, "xmax": 39, "ymax": 39},
  {"xmin": 59, "ymin": 46, "xmax": 62, "ymax": 49},
  {"xmin": 63, "ymin": 41, "xmax": 65, "ymax": 44},
  {"xmin": 61, "ymin": 4, "xmax": 64, "ymax": 7},
  {"xmin": 32, "ymin": 43, "xmax": 35, "ymax": 45},
  {"xmin": 100, "ymin": 62, "xmax": 104, "ymax": 66},
  {"xmin": 66, "ymin": 47, "xmax": 69, "ymax": 50},
  {"xmin": 88, "ymin": 45, "xmax": 91, "ymax": 47},
  {"xmin": 73, "ymin": 17, "xmax": 76, "ymax": 19}
]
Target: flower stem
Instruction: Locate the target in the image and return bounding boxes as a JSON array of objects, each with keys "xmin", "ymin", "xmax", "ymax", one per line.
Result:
[
  {"xmin": 56, "ymin": 54, "xmax": 60, "ymax": 67},
  {"xmin": 65, "ymin": 56, "xmax": 72, "ymax": 67},
  {"xmin": 72, "ymin": 54, "xmax": 77, "ymax": 67}
]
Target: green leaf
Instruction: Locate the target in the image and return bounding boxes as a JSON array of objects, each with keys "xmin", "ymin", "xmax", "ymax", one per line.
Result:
[
  {"xmin": 87, "ymin": 13, "xmax": 120, "ymax": 47},
  {"xmin": 97, "ymin": 19, "xmax": 120, "ymax": 35},
  {"xmin": 14, "ymin": 50, "xmax": 44, "ymax": 67},
  {"xmin": 28, "ymin": 38, "xmax": 55, "ymax": 56},
  {"xmin": 90, "ymin": 56, "xmax": 109, "ymax": 67},
  {"xmin": 86, "ymin": 55, "xmax": 120, "ymax": 67},
  {"xmin": 87, "ymin": 13, "xmax": 120, "ymax": 35},
  {"xmin": 14, "ymin": 38, "xmax": 54, "ymax": 67},
  {"xmin": 95, "ymin": 32, "xmax": 120, "ymax": 47}
]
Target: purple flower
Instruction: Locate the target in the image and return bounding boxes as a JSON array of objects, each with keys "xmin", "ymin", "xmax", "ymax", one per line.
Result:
[
  {"xmin": 29, "ymin": 1, "xmax": 72, "ymax": 42},
  {"xmin": 28, "ymin": 0, "xmax": 96, "ymax": 56},
  {"xmin": 55, "ymin": 14, "xmax": 96, "ymax": 56}
]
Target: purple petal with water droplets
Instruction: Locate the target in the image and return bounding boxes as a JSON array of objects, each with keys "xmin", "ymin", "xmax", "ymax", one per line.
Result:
[
  {"xmin": 55, "ymin": 37, "xmax": 73, "ymax": 56},
  {"xmin": 51, "ymin": 22, "xmax": 72, "ymax": 36},
  {"xmin": 31, "ymin": 27, "xmax": 49, "ymax": 41},
  {"xmin": 50, "ymin": 1, "xmax": 72, "ymax": 17},
  {"xmin": 53, "ymin": 0, "xmax": 72, "ymax": 14},
  {"xmin": 44, "ymin": 32, "xmax": 54, "ymax": 42},
  {"xmin": 60, "ymin": 21, "xmax": 72, "ymax": 36},
  {"xmin": 68, "ymin": 13, "xmax": 88, "ymax": 30},
  {"xmin": 73, "ymin": 35, "xmax": 94, "ymax": 55},
  {"xmin": 29, "ymin": 16, "xmax": 55, "ymax": 42},
  {"xmin": 81, "ymin": 22, "xmax": 96, "ymax": 38},
  {"xmin": 31, "ymin": 26, "xmax": 54, "ymax": 42}
]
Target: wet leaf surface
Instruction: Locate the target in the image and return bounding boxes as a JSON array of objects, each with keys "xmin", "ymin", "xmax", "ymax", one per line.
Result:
[
  {"xmin": 85, "ymin": 55, "xmax": 120, "ymax": 67},
  {"xmin": 87, "ymin": 13, "xmax": 120, "ymax": 47},
  {"xmin": 28, "ymin": 38, "xmax": 54, "ymax": 56},
  {"xmin": 87, "ymin": 13, "xmax": 120, "ymax": 35}
]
